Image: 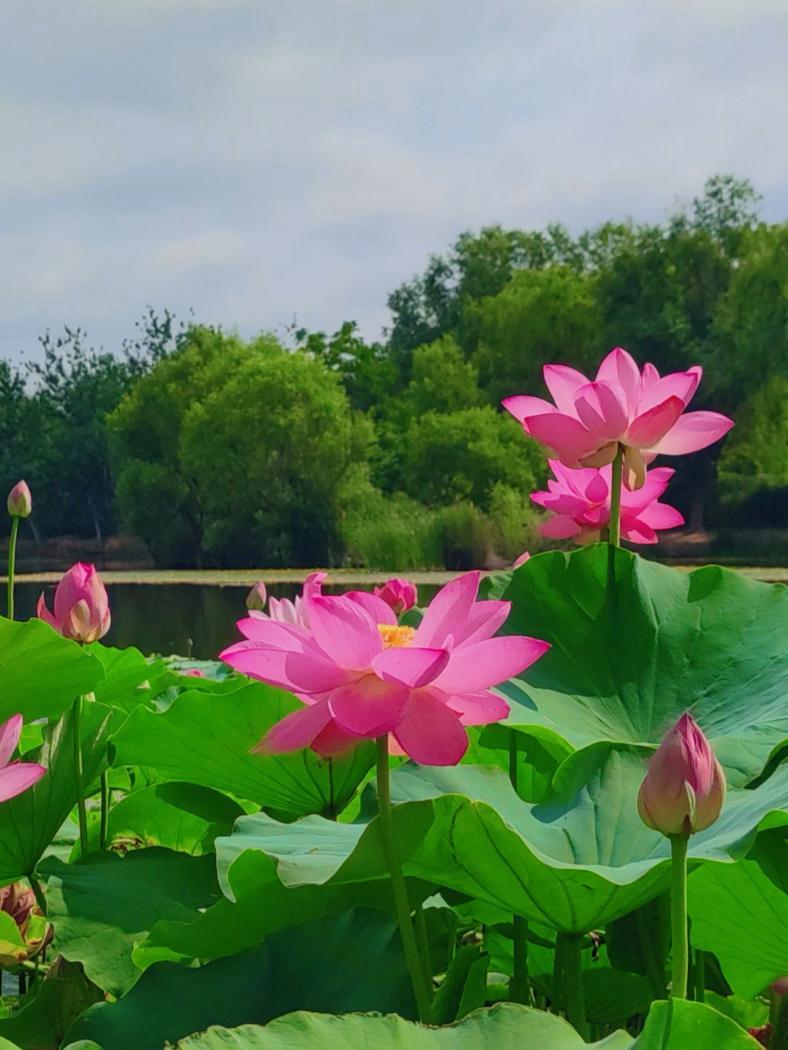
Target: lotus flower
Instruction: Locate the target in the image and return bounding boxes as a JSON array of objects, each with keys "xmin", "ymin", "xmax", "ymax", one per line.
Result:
[
  {"xmin": 222, "ymin": 571, "xmax": 550, "ymax": 766},
  {"xmin": 245, "ymin": 581, "xmax": 267, "ymax": 611},
  {"xmin": 503, "ymin": 348, "xmax": 734, "ymax": 488},
  {"xmin": 0, "ymin": 715, "xmax": 46, "ymax": 803},
  {"xmin": 373, "ymin": 578, "xmax": 418, "ymax": 616},
  {"xmin": 531, "ymin": 460, "xmax": 684, "ymax": 545},
  {"xmin": 637, "ymin": 714, "xmax": 725, "ymax": 837},
  {"xmin": 246, "ymin": 573, "xmax": 326, "ymax": 630},
  {"xmin": 37, "ymin": 562, "xmax": 111, "ymax": 644},
  {"xmin": 6, "ymin": 481, "xmax": 32, "ymax": 519}
]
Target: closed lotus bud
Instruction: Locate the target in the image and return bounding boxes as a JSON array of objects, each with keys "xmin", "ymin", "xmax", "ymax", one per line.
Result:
[
  {"xmin": 637, "ymin": 713, "xmax": 726, "ymax": 837},
  {"xmin": 37, "ymin": 562, "xmax": 111, "ymax": 644},
  {"xmin": 0, "ymin": 882, "xmax": 36, "ymax": 931},
  {"xmin": 7, "ymin": 481, "xmax": 32, "ymax": 519},
  {"xmin": 246, "ymin": 581, "xmax": 267, "ymax": 612},
  {"xmin": 373, "ymin": 577, "xmax": 417, "ymax": 616}
]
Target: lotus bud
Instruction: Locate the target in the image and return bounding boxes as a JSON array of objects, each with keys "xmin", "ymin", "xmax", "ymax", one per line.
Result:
[
  {"xmin": 37, "ymin": 562, "xmax": 111, "ymax": 644},
  {"xmin": 0, "ymin": 882, "xmax": 36, "ymax": 930},
  {"xmin": 637, "ymin": 713, "xmax": 726, "ymax": 837},
  {"xmin": 7, "ymin": 481, "xmax": 32, "ymax": 519},
  {"xmin": 246, "ymin": 581, "xmax": 267, "ymax": 611},
  {"xmin": 373, "ymin": 578, "xmax": 417, "ymax": 616}
]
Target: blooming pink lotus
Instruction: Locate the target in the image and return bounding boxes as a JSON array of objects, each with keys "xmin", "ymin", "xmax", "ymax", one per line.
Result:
[
  {"xmin": 502, "ymin": 348, "xmax": 734, "ymax": 488},
  {"xmin": 637, "ymin": 713, "xmax": 726, "ymax": 837},
  {"xmin": 373, "ymin": 578, "xmax": 418, "ymax": 616},
  {"xmin": 247, "ymin": 573, "xmax": 326, "ymax": 629},
  {"xmin": 0, "ymin": 715, "xmax": 46, "ymax": 803},
  {"xmin": 531, "ymin": 460, "xmax": 684, "ymax": 545},
  {"xmin": 222, "ymin": 571, "xmax": 550, "ymax": 765},
  {"xmin": 6, "ymin": 481, "xmax": 32, "ymax": 519},
  {"xmin": 37, "ymin": 562, "xmax": 111, "ymax": 644}
]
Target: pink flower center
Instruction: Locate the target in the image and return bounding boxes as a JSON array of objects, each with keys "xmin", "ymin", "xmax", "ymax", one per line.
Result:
[{"xmin": 378, "ymin": 624, "xmax": 415, "ymax": 649}]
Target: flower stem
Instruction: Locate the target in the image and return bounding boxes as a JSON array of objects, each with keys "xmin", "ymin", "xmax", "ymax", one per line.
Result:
[
  {"xmin": 99, "ymin": 771, "xmax": 110, "ymax": 850},
  {"xmin": 609, "ymin": 444, "xmax": 623, "ymax": 547},
  {"xmin": 72, "ymin": 695, "xmax": 89, "ymax": 858},
  {"xmin": 560, "ymin": 933, "xmax": 588, "ymax": 1038},
  {"xmin": 6, "ymin": 517, "xmax": 19, "ymax": 619},
  {"xmin": 551, "ymin": 933, "xmax": 564, "ymax": 1014},
  {"xmin": 507, "ymin": 731, "xmax": 530, "ymax": 1004},
  {"xmin": 771, "ymin": 992, "xmax": 788, "ymax": 1050},
  {"xmin": 413, "ymin": 901, "xmax": 433, "ymax": 1000},
  {"xmin": 375, "ymin": 736, "xmax": 432, "ymax": 1023},
  {"xmin": 670, "ymin": 833, "xmax": 690, "ymax": 998},
  {"xmin": 27, "ymin": 873, "xmax": 47, "ymax": 916}
]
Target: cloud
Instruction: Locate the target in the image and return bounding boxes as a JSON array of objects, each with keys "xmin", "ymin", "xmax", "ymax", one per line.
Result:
[{"xmin": 0, "ymin": 0, "xmax": 786, "ymax": 358}]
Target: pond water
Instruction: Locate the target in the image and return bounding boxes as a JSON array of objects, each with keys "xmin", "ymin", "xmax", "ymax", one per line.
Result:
[{"xmin": 14, "ymin": 581, "xmax": 441, "ymax": 659}]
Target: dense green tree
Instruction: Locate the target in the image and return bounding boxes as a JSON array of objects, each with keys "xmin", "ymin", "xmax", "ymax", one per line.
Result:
[{"xmin": 295, "ymin": 321, "xmax": 398, "ymax": 412}]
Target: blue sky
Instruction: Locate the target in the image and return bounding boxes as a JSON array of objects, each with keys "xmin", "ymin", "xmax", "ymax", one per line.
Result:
[{"xmin": 1, "ymin": 0, "xmax": 786, "ymax": 360}]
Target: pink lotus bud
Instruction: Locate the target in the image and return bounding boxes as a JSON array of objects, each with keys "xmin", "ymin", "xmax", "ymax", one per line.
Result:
[
  {"xmin": 37, "ymin": 562, "xmax": 111, "ymax": 644},
  {"xmin": 373, "ymin": 577, "xmax": 418, "ymax": 616},
  {"xmin": 0, "ymin": 882, "xmax": 36, "ymax": 930},
  {"xmin": 246, "ymin": 581, "xmax": 267, "ymax": 611},
  {"xmin": 637, "ymin": 714, "xmax": 726, "ymax": 836},
  {"xmin": 7, "ymin": 481, "xmax": 32, "ymax": 519}
]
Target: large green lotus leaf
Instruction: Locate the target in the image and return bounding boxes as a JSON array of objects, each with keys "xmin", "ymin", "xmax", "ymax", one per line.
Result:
[
  {"xmin": 167, "ymin": 999, "xmax": 759, "ymax": 1050},
  {"xmin": 87, "ymin": 643, "xmax": 175, "ymax": 713},
  {"xmin": 40, "ymin": 848, "xmax": 220, "ymax": 996},
  {"xmin": 110, "ymin": 681, "xmax": 375, "ymax": 817},
  {"xmin": 688, "ymin": 832, "xmax": 788, "ymax": 997},
  {"xmin": 0, "ymin": 700, "xmax": 125, "ymax": 883},
  {"xmin": 480, "ymin": 547, "xmax": 788, "ymax": 786},
  {"xmin": 0, "ymin": 958, "xmax": 103, "ymax": 1050},
  {"xmin": 221, "ymin": 753, "xmax": 788, "ymax": 934},
  {"xmin": 91, "ymin": 782, "xmax": 244, "ymax": 856},
  {"xmin": 0, "ymin": 616, "xmax": 102, "ymax": 722},
  {"xmin": 66, "ymin": 909, "xmax": 416, "ymax": 1050},
  {"xmin": 136, "ymin": 844, "xmax": 432, "ymax": 970}
]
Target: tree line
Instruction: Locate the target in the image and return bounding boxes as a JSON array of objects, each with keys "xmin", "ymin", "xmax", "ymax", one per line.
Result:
[{"xmin": 1, "ymin": 175, "xmax": 785, "ymax": 569}]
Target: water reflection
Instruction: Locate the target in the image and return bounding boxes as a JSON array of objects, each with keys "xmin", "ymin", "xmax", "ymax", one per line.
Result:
[{"xmin": 14, "ymin": 582, "xmax": 440, "ymax": 659}]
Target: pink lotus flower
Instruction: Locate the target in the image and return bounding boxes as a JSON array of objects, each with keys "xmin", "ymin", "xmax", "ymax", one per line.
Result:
[
  {"xmin": 182, "ymin": 668, "xmax": 205, "ymax": 678},
  {"xmin": 37, "ymin": 562, "xmax": 111, "ymax": 644},
  {"xmin": 247, "ymin": 573, "xmax": 326, "ymax": 630},
  {"xmin": 0, "ymin": 882, "xmax": 36, "ymax": 930},
  {"xmin": 245, "ymin": 581, "xmax": 267, "ymax": 611},
  {"xmin": 0, "ymin": 715, "xmax": 46, "ymax": 803},
  {"xmin": 637, "ymin": 714, "xmax": 725, "ymax": 837},
  {"xmin": 373, "ymin": 578, "xmax": 418, "ymax": 616},
  {"xmin": 222, "ymin": 571, "xmax": 550, "ymax": 766},
  {"xmin": 6, "ymin": 481, "xmax": 32, "ymax": 519},
  {"xmin": 503, "ymin": 348, "xmax": 734, "ymax": 488},
  {"xmin": 531, "ymin": 460, "xmax": 684, "ymax": 545}
]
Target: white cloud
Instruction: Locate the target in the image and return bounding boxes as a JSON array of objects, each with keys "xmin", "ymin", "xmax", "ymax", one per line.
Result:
[{"xmin": 0, "ymin": 0, "xmax": 786, "ymax": 357}]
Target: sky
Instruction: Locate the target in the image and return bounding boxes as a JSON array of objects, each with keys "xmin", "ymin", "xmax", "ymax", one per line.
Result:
[{"xmin": 1, "ymin": 0, "xmax": 787, "ymax": 361}]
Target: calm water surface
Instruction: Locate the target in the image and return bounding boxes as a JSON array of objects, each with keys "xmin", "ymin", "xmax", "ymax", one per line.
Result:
[{"xmin": 15, "ymin": 582, "xmax": 440, "ymax": 659}]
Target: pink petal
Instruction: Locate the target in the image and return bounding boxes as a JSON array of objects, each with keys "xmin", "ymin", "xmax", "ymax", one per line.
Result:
[
  {"xmin": 585, "ymin": 473, "xmax": 609, "ymax": 503},
  {"xmin": 573, "ymin": 381, "xmax": 629, "ymax": 441},
  {"xmin": 640, "ymin": 362, "xmax": 661, "ymax": 387},
  {"xmin": 36, "ymin": 593, "xmax": 58, "ymax": 630},
  {"xmin": 532, "ymin": 491, "xmax": 589, "ymax": 515},
  {"xmin": 0, "ymin": 762, "xmax": 46, "ymax": 802},
  {"xmin": 392, "ymin": 693, "xmax": 468, "ymax": 766},
  {"xmin": 372, "ymin": 646, "xmax": 449, "ymax": 688},
  {"xmin": 236, "ymin": 618, "xmax": 307, "ymax": 648},
  {"xmin": 526, "ymin": 413, "xmax": 599, "ymax": 458},
  {"xmin": 542, "ymin": 364, "xmax": 590, "ymax": 413},
  {"xmin": 501, "ymin": 395, "xmax": 557, "ymax": 426},
  {"xmin": 414, "ymin": 571, "xmax": 480, "ymax": 647},
  {"xmin": 539, "ymin": 515, "xmax": 582, "ymax": 539},
  {"xmin": 283, "ymin": 648, "xmax": 359, "ymax": 694},
  {"xmin": 328, "ymin": 676, "xmax": 409, "ymax": 738},
  {"xmin": 625, "ymin": 397, "xmax": 685, "ymax": 448},
  {"xmin": 220, "ymin": 641, "xmax": 300, "ymax": 691},
  {"xmin": 0, "ymin": 715, "xmax": 23, "ymax": 769},
  {"xmin": 307, "ymin": 595, "xmax": 381, "ymax": 669},
  {"xmin": 596, "ymin": 347, "xmax": 641, "ymax": 415},
  {"xmin": 636, "ymin": 369, "xmax": 702, "ymax": 414},
  {"xmin": 256, "ymin": 702, "xmax": 333, "ymax": 754},
  {"xmin": 433, "ymin": 635, "xmax": 551, "ymax": 694},
  {"xmin": 444, "ymin": 689, "xmax": 510, "ymax": 725},
  {"xmin": 620, "ymin": 466, "xmax": 675, "ymax": 509},
  {"xmin": 451, "ymin": 600, "xmax": 511, "ymax": 646},
  {"xmin": 637, "ymin": 502, "xmax": 685, "ymax": 529},
  {"xmin": 310, "ymin": 720, "xmax": 363, "ymax": 758},
  {"xmin": 648, "ymin": 412, "xmax": 734, "ymax": 455},
  {"xmin": 53, "ymin": 563, "xmax": 91, "ymax": 623},
  {"xmin": 621, "ymin": 521, "xmax": 659, "ymax": 545},
  {"xmin": 343, "ymin": 590, "xmax": 397, "ymax": 626}
]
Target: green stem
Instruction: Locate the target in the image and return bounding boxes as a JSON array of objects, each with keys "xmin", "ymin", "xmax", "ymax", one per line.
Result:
[
  {"xmin": 413, "ymin": 902, "xmax": 433, "ymax": 1001},
  {"xmin": 560, "ymin": 933, "xmax": 588, "ymax": 1039},
  {"xmin": 376, "ymin": 736, "xmax": 432, "ymax": 1023},
  {"xmin": 551, "ymin": 934, "xmax": 564, "ymax": 1014},
  {"xmin": 770, "ymin": 994, "xmax": 788, "ymax": 1050},
  {"xmin": 99, "ymin": 772, "xmax": 110, "ymax": 850},
  {"xmin": 670, "ymin": 833, "xmax": 689, "ymax": 999},
  {"xmin": 608, "ymin": 445, "xmax": 623, "ymax": 547},
  {"xmin": 27, "ymin": 873, "xmax": 47, "ymax": 917},
  {"xmin": 507, "ymin": 731, "xmax": 530, "ymax": 1004},
  {"xmin": 694, "ymin": 948, "xmax": 705, "ymax": 1003},
  {"xmin": 6, "ymin": 517, "xmax": 19, "ymax": 619},
  {"xmin": 72, "ymin": 695, "xmax": 89, "ymax": 858}
]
